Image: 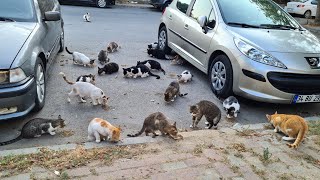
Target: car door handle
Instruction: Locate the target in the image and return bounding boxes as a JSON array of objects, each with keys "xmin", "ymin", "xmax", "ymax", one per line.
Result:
[
  {"xmin": 169, "ymin": 15, "xmax": 172, "ymax": 20},
  {"xmin": 184, "ymin": 24, "xmax": 189, "ymax": 30}
]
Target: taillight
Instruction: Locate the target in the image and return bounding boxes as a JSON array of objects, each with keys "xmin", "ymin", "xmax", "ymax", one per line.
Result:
[
  {"xmin": 162, "ymin": 7, "xmax": 166, "ymax": 14},
  {"xmin": 297, "ymin": 4, "xmax": 305, "ymax": 7}
]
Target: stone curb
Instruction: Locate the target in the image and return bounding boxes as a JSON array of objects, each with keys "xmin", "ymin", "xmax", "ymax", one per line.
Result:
[{"xmin": 115, "ymin": 3, "xmax": 154, "ymax": 9}]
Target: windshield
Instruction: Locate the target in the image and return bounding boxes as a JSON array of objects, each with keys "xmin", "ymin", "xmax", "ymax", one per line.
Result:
[
  {"xmin": 217, "ymin": 0, "xmax": 301, "ymax": 29},
  {"xmin": 0, "ymin": 0, "xmax": 36, "ymax": 22}
]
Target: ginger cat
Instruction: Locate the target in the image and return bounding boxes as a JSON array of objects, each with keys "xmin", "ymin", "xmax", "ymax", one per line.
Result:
[
  {"xmin": 88, "ymin": 118, "xmax": 121, "ymax": 143},
  {"xmin": 266, "ymin": 112, "xmax": 308, "ymax": 148}
]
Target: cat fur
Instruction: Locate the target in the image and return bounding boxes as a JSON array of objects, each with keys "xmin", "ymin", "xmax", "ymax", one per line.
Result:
[
  {"xmin": 223, "ymin": 96, "xmax": 240, "ymax": 118},
  {"xmin": 164, "ymin": 81, "xmax": 188, "ymax": 102},
  {"xmin": 123, "ymin": 64, "xmax": 160, "ymax": 79},
  {"xmin": 98, "ymin": 62, "xmax": 119, "ymax": 75},
  {"xmin": 137, "ymin": 60, "xmax": 165, "ymax": 75},
  {"xmin": 190, "ymin": 100, "xmax": 221, "ymax": 129},
  {"xmin": 65, "ymin": 47, "xmax": 95, "ymax": 67},
  {"xmin": 106, "ymin": 42, "xmax": 121, "ymax": 53},
  {"xmin": 177, "ymin": 70, "xmax": 193, "ymax": 83},
  {"xmin": 88, "ymin": 118, "xmax": 121, "ymax": 143}
]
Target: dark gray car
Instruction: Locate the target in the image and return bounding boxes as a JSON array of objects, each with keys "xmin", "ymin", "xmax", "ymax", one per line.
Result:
[{"xmin": 0, "ymin": 0, "xmax": 64, "ymax": 120}]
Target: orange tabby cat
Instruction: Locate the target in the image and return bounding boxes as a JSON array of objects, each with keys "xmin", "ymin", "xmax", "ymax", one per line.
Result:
[{"xmin": 266, "ymin": 112, "xmax": 308, "ymax": 148}]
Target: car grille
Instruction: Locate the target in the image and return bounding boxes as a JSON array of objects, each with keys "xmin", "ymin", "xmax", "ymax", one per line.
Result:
[{"xmin": 267, "ymin": 72, "xmax": 320, "ymax": 94}]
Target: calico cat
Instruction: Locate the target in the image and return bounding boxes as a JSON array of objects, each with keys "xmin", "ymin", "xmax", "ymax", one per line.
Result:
[
  {"xmin": 127, "ymin": 112, "xmax": 182, "ymax": 140},
  {"xmin": 266, "ymin": 112, "xmax": 308, "ymax": 148},
  {"xmin": 0, "ymin": 115, "xmax": 65, "ymax": 146},
  {"xmin": 98, "ymin": 62, "xmax": 119, "ymax": 75},
  {"xmin": 76, "ymin": 74, "xmax": 96, "ymax": 85},
  {"xmin": 223, "ymin": 96, "xmax": 240, "ymax": 118},
  {"xmin": 137, "ymin": 60, "xmax": 165, "ymax": 75},
  {"xmin": 106, "ymin": 42, "xmax": 121, "ymax": 53},
  {"xmin": 164, "ymin": 81, "xmax": 188, "ymax": 102},
  {"xmin": 147, "ymin": 48, "xmax": 173, "ymax": 60},
  {"xmin": 122, "ymin": 64, "xmax": 160, "ymax": 79},
  {"xmin": 59, "ymin": 72, "xmax": 109, "ymax": 107},
  {"xmin": 98, "ymin": 50, "xmax": 109, "ymax": 65},
  {"xmin": 177, "ymin": 70, "xmax": 193, "ymax": 83},
  {"xmin": 87, "ymin": 118, "xmax": 121, "ymax": 143},
  {"xmin": 83, "ymin": 12, "xmax": 91, "ymax": 22},
  {"xmin": 190, "ymin": 100, "xmax": 221, "ymax": 129},
  {"xmin": 65, "ymin": 47, "xmax": 95, "ymax": 67}
]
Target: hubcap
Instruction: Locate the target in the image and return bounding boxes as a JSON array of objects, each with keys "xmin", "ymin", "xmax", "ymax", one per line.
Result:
[
  {"xmin": 159, "ymin": 30, "xmax": 166, "ymax": 50},
  {"xmin": 211, "ymin": 61, "xmax": 226, "ymax": 91},
  {"xmin": 36, "ymin": 64, "xmax": 45, "ymax": 103},
  {"xmin": 305, "ymin": 11, "xmax": 311, "ymax": 18},
  {"xmin": 98, "ymin": 0, "xmax": 106, "ymax": 7}
]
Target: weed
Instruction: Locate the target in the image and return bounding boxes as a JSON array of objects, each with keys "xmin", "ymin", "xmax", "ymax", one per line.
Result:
[
  {"xmin": 230, "ymin": 165, "xmax": 240, "ymax": 173},
  {"xmin": 193, "ymin": 144, "xmax": 204, "ymax": 155},
  {"xmin": 60, "ymin": 172, "xmax": 69, "ymax": 180},
  {"xmin": 263, "ymin": 147, "xmax": 272, "ymax": 161}
]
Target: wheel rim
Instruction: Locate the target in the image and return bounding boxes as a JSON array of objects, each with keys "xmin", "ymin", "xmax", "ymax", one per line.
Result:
[
  {"xmin": 60, "ymin": 31, "xmax": 64, "ymax": 48},
  {"xmin": 98, "ymin": 0, "xmax": 106, "ymax": 7},
  {"xmin": 211, "ymin": 61, "xmax": 226, "ymax": 91},
  {"xmin": 305, "ymin": 11, "xmax": 311, "ymax": 18},
  {"xmin": 36, "ymin": 64, "xmax": 45, "ymax": 103},
  {"xmin": 159, "ymin": 30, "xmax": 166, "ymax": 50}
]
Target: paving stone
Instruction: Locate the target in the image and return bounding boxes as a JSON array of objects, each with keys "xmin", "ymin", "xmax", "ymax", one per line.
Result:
[
  {"xmin": 66, "ymin": 167, "xmax": 92, "ymax": 177},
  {"xmin": 151, "ymin": 166, "xmax": 206, "ymax": 180},
  {"xmin": 184, "ymin": 157, "xmax": 211, "ymax": 167},
  {"xmin": 2, "ymin": 173, "xmax": 31, "ymax": 180},
  {"xmin": 162, "ymin": 161, "xmax": 188, "ymax": 171},
  {"xmin": 213, "ymin": 162, "xmax": 238, "ymax": 178},
  {"xmin": 203, "ymin": 149, "xmax": 224, "ymax": 161}
]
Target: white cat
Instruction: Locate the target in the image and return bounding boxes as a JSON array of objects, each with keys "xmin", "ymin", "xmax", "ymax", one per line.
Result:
[
  {"xmin": 65, "ymin": 47, "xmax": 95, "ymax": 67},
  {"xmin": 83, "ymin": 12, "xmax": 91, "ymax": 22},
  {"xmin": 177, "ymin": 70, "xmax": 193, "ymax": 83},
  {"xmin": 223, "ymin": 96, "xmax": 240, "ymax": 118},
  {"xmin": 87, "ymin": 118, "xmax": 121, "ymax": 143}
]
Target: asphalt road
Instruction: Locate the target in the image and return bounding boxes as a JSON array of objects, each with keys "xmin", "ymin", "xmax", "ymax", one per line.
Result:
[{"xmin": 1, "ymin": 5, "xmax": 320, "ymax": 151}]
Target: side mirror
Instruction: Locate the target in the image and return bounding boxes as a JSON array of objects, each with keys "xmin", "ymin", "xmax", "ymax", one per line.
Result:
[
  {"xmin": 197, "ymin": 15, "xmax": 208, "ymax": 34},
  {"xmin": 44, "ymin": 11, "xmax": 61, "ymax": 21}
]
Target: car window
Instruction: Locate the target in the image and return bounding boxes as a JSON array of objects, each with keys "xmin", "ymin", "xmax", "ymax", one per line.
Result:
[
  {"xmin": 190, "ymin": 0, "xmax": 213, "ymax": 21},
  {"xmin": 311, "ymin": 0, "xmax": 318, "ymax": 5},
  {"xmin": 176, "ymin": 0, "xmax": 192, "ymax": 14},
  {"xmin": 38, "ymin": 0, "xmax": 55, "ymax": 16},
  {"xmin": 0, "ymin": 0, "xmax": 36, "ymax": 22}
]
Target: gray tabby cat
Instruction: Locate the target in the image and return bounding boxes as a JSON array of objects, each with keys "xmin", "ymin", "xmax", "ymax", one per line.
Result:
[
  {"xmin": 164, "ymin": 81, "xmax": 188, "ymax": 102},
  {"xmin": 190, "ymin": 100, "xmax": 221, "ymax": 129},
  {"xmin": 0, "ymin": 115, "xmax": 65, "ymax": 146}
]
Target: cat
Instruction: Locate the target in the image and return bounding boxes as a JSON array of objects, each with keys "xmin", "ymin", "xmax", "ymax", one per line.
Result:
[
  {"xmin": 65, "ymin": 47, "xmax": 95, "ymax": 67},
  {"xmin": 83, "ymin": 12, "xmax": 91, "ymax": 22},
  {"xmin": 106, "ymin": 42, "xmax": 121, "ymax": 53},
  {"xmin": 147, "ymin": 48, "xmax": 173, "ymax": 60},
  {"xmin": 76, "ymin": 74, "xmax": 96, "ymax": 85},
  {"xmin": 127, "ymin": 112, "xmax": 182, "ymax": 140},
  {"xmin": 136, "ymin": 60, "xmax": 165, "ymax": 75},
  {"xmin": 177, "ymin": 70, "xmax": 193, "ymax": 83},
  {"xmin": 266, "ymin": 112, "xmax": 308, "ymax": 148},
  {"xmin": 59, "ymin": 72, "xmax": 109, "ymax": 107},
  {"xmin": 148, "ymin": 42, "xmax": 158, "ymax": 49},
  {"xmin": 171, "ymin": 55, "xmax": 185, "ymax": 65},
  {"xmin": 122, "ymin": 64, "xmax": 160, "ymax": 79},
  {"xmin": 98, "ymin": 62, "xmax": 119, "ymax": 75},
  {"xmin": 223, "ymin": 96, "xmax": 240, "ymax": 119},
  {"xmin": 189, "ymin": 100, "xmax": 221, "ymax": 129},
  {"xmin": 98, "ymin": 50, "xmax": 109, "ymax": 65},
  {"xmin": 87, "ymin": 118, "xmax": 121, "ymax": 143},
  {"xmin": 164, "ymin": 81, "xmax": 188, "ymax": 102},
  {"xmin": 0, "ymin": 115, "xmax": 65, "ymax": 146}
]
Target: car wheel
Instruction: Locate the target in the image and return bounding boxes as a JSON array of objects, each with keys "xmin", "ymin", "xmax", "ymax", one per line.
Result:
[
  {"xmin": 96, "ymin": 0, "xmax": 107, "ymax": 8},
  {"xmin": 209, "ymin": 55, "xmax": 233, "ymax": 98},
  {"xmin": 33, "ymin": 58, "xmax": 46, "ymax": 112},
  {"xmin": 58, "ymin": 30, "xmax": 64, "ymax": 52},
  {"xmin": 304, "ymin": 10, "xmax": 312, "ymax": 19},
  {"xmin": 158, "ymin": 26, "xmax": 171, "ymax": 54}
]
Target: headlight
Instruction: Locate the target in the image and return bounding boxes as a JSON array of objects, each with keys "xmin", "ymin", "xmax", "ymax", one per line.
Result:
[
  {"xmin": 10, "ymin": 68, "xmax": 27, "ymax": 83},
  {"xmin": 234, "ymin": 38, "xmax": 287, "ymax": 69}
]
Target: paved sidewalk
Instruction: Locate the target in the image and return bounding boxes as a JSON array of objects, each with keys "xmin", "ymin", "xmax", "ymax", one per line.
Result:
[{"xmin": 2, "ymin": 124, "xmax": 320, "ymax": 180}]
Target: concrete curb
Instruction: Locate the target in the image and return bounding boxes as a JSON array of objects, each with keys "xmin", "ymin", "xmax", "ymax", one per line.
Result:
[{"xmin": 115, "ymin": 3, "xmax": 154, "ymax": 9}]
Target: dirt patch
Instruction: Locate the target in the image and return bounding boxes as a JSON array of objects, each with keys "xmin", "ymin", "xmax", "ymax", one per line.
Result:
[{"xmin": 59, "ymin": 130, "xmax": 75, "ymax": 137}]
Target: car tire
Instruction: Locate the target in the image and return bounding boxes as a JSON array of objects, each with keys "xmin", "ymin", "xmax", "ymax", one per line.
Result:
[
  {"xmin": 209, "ymin": 54, "xmax": 233, "ymax": 98},
  {"xmin": 58, "ymin": 30, "xmax": 64, "ymax": 52},
  {"xmin": 304, "ymin": 10, "xmax": 312, "ymax": 19},
  {"xmin": 96, "ymin": 0, "xmax": 107, "ymax": 8},
  {"xmin": 158, "ymin": 26, "xmax": 171, "ymax": 54},
  {"xmin": 33, "ymin": 58, "xmax": 46, "ymax": 112}
]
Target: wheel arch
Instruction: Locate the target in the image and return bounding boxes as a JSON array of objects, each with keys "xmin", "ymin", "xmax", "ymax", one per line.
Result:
[{"xmin": 207, "ymin": 50, "xmax": 229, "ymax": 74}]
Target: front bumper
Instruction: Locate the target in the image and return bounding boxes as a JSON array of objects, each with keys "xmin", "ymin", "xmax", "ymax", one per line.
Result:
[{"xmin": 0, "ymin": 77, "xmax": 36, "ymax": 120}]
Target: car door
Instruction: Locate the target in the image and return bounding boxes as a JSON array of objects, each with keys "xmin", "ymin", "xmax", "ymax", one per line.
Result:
[
  {"xmin": 311, "ymin": 0, "xmax": 318, "ymax": 16},
  {"xmin": 182, "ymin": 0, "xmax": 216, "ymax": 69}
]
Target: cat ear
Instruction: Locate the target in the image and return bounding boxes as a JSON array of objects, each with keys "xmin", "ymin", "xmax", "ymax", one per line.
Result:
[
  {"xmin": 58, "ymin": 115, "xmax": 61, "ymax": 119},
  {"xmin": 275, "ymin": 111, "xmax": 278, "ymax": 114},
  {"xmin": 266, "ymin": 114, "xmax": 271, "ymax": 121},
  {"xmin": 173, "ymin": 122, "xmax": 177, "ymax": 127}
]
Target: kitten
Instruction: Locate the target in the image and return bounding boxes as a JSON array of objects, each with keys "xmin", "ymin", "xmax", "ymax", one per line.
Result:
[
  {"xmin": 177, "ymin": 70, "xmax": 193, "ymax": 83},
  {"xmin": 98, "ymin": 62, "xmax": 119, "ymax": 75},
  {"xmin": 0, "ymin": 115, "xmax": 65, "ymax": 146},
  {"xmin": 137, "ymin": 60, "xmax": 165, "ymax": 75},
  {"xmin": 127, "ymin": 112, "xmax": 182, "ymax": 140},
  {"xmin": 190, "ymin": 100, "xmax": 221, "ymax": 129},
  {"xmin": 164, "ymin": 81, "xmax": 188, "ymax": 102},
  {"xmin": 87, "ymin": 118, "xmax": 121, "ymax": 143},
  {"xmin": 171, "ymin": 55, "xmax": 185, "ymax": 65},
  {"xmin": 106, "ymin": 42, "xmax": 121, "ymax": 53},
  {"xmin": 76, "ymin": 74, "xmax": 96, "ymax": 85},
  {"xmin": 147, "ymin": 48, "xmax": 173, "ymax": 60},
  {"xmin": 123, "ymin": 64, "xmax": 160, "ymax": 79},
  {"xmin": 148, "ymin": 42, "xmax": 158, "ymax": 49},
  {"xmin": 83, "ymin": 12, "xmax": 91, "ymax": 22},
  {"xmin": 59, "ymin": 72, "xmax": 109, "ymax": 108},
  {"xmin": 266, "ymin": 112, "xmax": 308, "ymax": 148},
  {"xmin": 98, "ymin": 50, "xmax": 109, "ymax": 65},
  {"xmin": 223, "ymin": 96, "xmax": 240, "ymax": 118},
  {"xmin": 65, "ymin": 47, "xmax": 95, "ymax": 67}
]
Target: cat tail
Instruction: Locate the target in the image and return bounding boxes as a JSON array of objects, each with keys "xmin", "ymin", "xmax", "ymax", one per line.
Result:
[
  {"xmin": 59, "ymin": 72, "xmax": 74, "ymax": 85},
  {"xmin": 148, "ymin": 72, "xmax": 160, "ymax": 79},
  {"xmin": 161, "ymin": 68, "xmax": 166, "ymax": 75},
  {"xmin": 65, "ymin": 47, "xmax": 73, "ymax": 54},
  {"xmin": 212, "ymin": 111, "xmax": 222, "ymax": 129},
  {"xmin": 287, "ymin": 121, "xmax": 308, "ymax": 148},
  {"xmin": 179, "ymin": 93, "xmax": 188, "ymax": 97},
  {"xmin": 0, "ymin": 134, "xmax": 23, "ymax": 146},
  {"xmin": 127, "ymin": 124, "xmax": 146, "ymax": 137}
]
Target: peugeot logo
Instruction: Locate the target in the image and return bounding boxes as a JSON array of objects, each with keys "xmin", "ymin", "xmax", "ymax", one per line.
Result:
[{"xmin": 305, "ymin": 57, "xmax": 320, "ymax": 68}]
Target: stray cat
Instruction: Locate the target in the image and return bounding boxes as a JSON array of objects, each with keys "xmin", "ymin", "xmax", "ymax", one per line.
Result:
[
  {"xmin": 190, "ymin": 100, "xmax": 221, "ymax": 129},
  {"xmin": 106, "ymin": 42, "xmax": 121, "ymax": 53},
  {"xmin": 148, "ymin": 42, "xmax": 158, "ymax": 49},
  {"xmin": 123, "ymin": 64, "xmax": 160, "ymax": 79},
  {"xmin": 98, "ymin": 50, "xmax": 110, "ymax": 65},
  {"xmin": 171, "ymin": 55, "xmax": 185, "ymax": 65},
  {"xmin": 83, "ymin": 12, "xmax": 91, "ymax": 22},
  {"xmin": 223, "ymin": 96, "xmax": 240, "ymax": 118},
  {"xmin": 65, "ymin": 47, "xmax": 95, "ymax": 67},
  {"xmin": 266, "ymin": 112, "xmax": 308, "ymax": 148},
  {"xmin": 147, "ymin": 48, "xmax": 173, "ymax": 60},
  {"xmin": 76, "ymin": 74, "xmax": 96, "ymax": 85},
  {"xmin": 177, "ymin": 70, "xmax": 193, "ymax": 83},
  {"xmin": 137, "ymin": 60, "xmax": 165, "ymax": 75},
  {"xmin": 164, "ymin": 81, "xmax": 188, "ymax": 102},
  {"xmin": 98, "ymin": 62, "xmax": 119, "ymax": 75},
  {"xmin": 127, "ymin": 112, "xmax": 182, "ymax": 140},
  {"xmin": 87, "ymin": 118, "xmax": 121, "ymax": 143},
  {"xmin": 0, "ymin": 115, "xmax": 65, "ymax": 146},
  {"xmin": 59, "ymin": 72, "xmax": 109, "ymax": 108}
]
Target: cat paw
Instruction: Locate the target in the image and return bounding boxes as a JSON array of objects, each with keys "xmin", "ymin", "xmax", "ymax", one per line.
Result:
[
  {"xmin": 95, "ymin": 140, "xmax": 101, "ymax": 143},
  {"xmin": 189, "ymin": 125, "xmax": 194, "ymax": 128},
  {"xmin": 282, "ymin": 136, "xmax": 296, "ymax": 141},
  {"xmin": 67, "ymin": 98, "xmax": 71, "ymax": 103},
  {"xmin": 205, "ymin": 122, "xmax": 209, "ymax": 125},
  {"xmin": 49, "ymin": 132, "xmax": 56, "ymax": 135},
  {"xmin": 274, "ymin": 128, "xmax": 278, "ymax": 133}
]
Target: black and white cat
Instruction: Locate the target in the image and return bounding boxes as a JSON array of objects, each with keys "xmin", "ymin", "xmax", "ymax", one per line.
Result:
[
  {"xmin": 123, "ymin": 64, "xmax": 160, "ymax": 79},
  {"xmin": 65, "ymin": 47, "xmax": 95, "ymax": 67},
  {"xmin": 137, "ymin": 60, "xmax": 165, "ymax": 75},
  {"xmin": 177, "ymin": 70, "xmax": 193, "ymax": 83},
  {"xmin": 83, "ymin": 12, "xmax": 91, "ymax": 22},
  {"xmin": 147, "ymin": 48, "xmax": 173, "ymax": 60},
  {"xmin": 148, "ymin": 42, "xmax": 158, "ymax": 49},
  {"xmin": 98, "ymin": 62, "xmax": 119, "ymax": 75},
  {"xmin": 223, "ymin": 96, "xmax": 240, "ymax": 118},
  {"xmin": 76, "ymin": 74, "xmax": 96, "ymax": 84}
]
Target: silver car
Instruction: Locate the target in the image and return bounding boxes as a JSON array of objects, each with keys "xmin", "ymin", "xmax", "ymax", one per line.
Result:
[
  {"xmin": 158, "ymin": 0, "xmax": 320, "ymax": 104},
  {"xmin": 0, "ymin": 0, "xmax": 64, "ymax": 120}
]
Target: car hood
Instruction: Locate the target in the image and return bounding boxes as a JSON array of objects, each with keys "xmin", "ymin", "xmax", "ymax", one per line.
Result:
[
  {"xmin": 227, "ymin": 26, "xmax": 320, "ymax": 53},
  {"xmin": 0, "ymin": 22, "xmax": 36, "ymax": 69}
]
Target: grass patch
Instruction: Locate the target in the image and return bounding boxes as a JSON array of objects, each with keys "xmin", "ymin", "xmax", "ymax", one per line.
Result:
[
  {"xmin": 230, "ymin": 143, "xmax": 247, "ymax": 152},
  {"xmin": 193, "ymin": 144, "xmax": 205, "ymax": 155},
  {"xmin": 60, "ymin": 171, "xmax": 69, "ymax": 180},
  {"xmin": 230, "ymin": 165, "xmax": 240, "ymax": 173},
  {"xmin": 308, "ymin": 120, "xmax": 320, "ymax": 136}
]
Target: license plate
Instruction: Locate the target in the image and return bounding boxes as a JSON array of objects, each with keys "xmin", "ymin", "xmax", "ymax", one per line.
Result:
[{"xmin": 292, "ymin": 95, "xmax": 320, "ymax": 103}]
